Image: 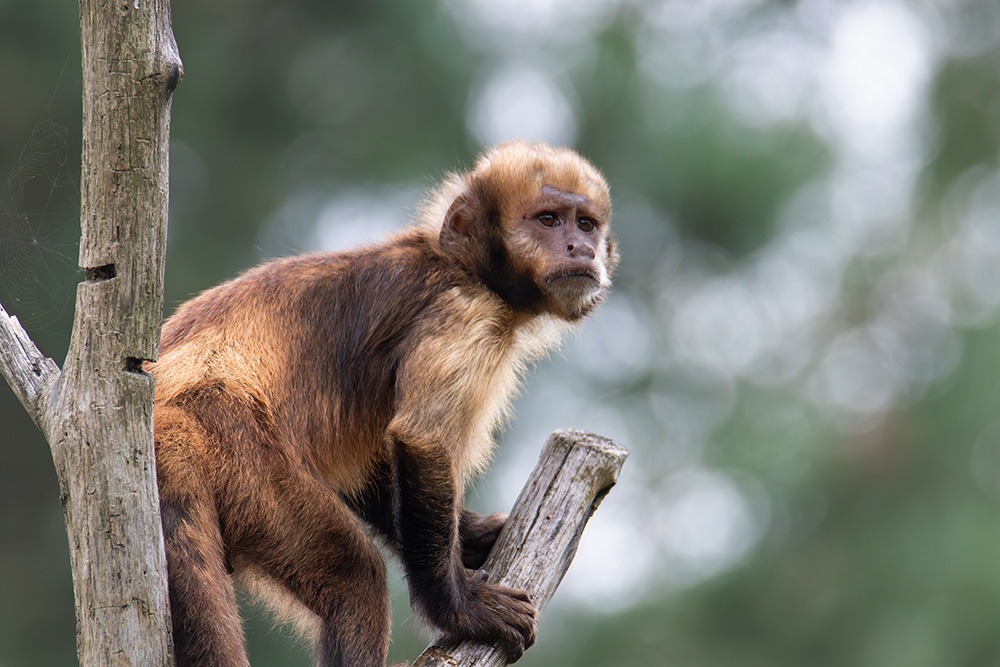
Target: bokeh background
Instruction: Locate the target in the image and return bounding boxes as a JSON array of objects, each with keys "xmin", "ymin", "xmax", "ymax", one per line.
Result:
[{"xmin": 3, "ymin": 0, "xmax": 1000, "ymax": 665}]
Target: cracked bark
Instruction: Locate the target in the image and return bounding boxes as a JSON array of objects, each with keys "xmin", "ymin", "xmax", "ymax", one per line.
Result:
[{"xmin": 0, "ymin": 0, "xmax": 181, "ymax": 664}]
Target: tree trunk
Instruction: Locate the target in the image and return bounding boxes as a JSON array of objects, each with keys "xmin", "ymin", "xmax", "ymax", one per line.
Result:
[
  {"xmin": 0, "ymin": 0, "xmax": 181, "ymax": 664},
  {"xmin": 413, "ymin": 429, "xmax": 628, "ymax": 667}
]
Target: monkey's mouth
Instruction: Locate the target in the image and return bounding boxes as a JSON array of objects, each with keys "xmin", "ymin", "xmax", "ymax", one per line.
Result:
[
  {"xmin": 545, "ymin": 269, "xmax": 603, "ymax": 304},
  {"xmin": 546, "ymin": 268, "xmax": 599, "ymax": 285}
]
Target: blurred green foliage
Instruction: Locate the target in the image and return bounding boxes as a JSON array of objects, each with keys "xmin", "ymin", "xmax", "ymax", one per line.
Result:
[{"xmin": 2, "ymin": 0, "xmax": 1000, "ymax": 665}]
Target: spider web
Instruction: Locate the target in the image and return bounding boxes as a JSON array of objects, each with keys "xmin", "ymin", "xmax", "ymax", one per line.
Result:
[{"xmin": 0, "ymin": 109, "xmax": 82, "ymax": 336}]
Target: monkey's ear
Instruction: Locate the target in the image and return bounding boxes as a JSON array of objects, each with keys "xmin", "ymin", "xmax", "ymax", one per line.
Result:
[{"xmin": 440, "ymin": 193, "xmax": 477, "ymax": 254}]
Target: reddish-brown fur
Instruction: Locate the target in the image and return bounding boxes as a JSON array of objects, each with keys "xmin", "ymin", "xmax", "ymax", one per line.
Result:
[{"xmin": 150, "ymin": 142, "xmax": 616, "ymax": 666}]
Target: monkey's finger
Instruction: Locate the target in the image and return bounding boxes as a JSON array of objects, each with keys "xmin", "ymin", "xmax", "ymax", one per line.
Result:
[
  {"xmin": 494, "ymin": 595, "xmax": 535, "ymax": 617},
  {"xmin": 498, "ymin": 623, "xmax": 533, "ymax": 662},
  {"xmin": 496, "ymin": 598, "xmax": 537, "ymax": 649},
  {"xmin": 501, "ymin": 618, "xmax": 536, "ymax": 662},
  {"xmin": 499, "ymin": 585, "xmax": 533, "ymax": 604},
  {"xmin": 503, "ymin": 643, "xmax": 526, "ymax": 664}
]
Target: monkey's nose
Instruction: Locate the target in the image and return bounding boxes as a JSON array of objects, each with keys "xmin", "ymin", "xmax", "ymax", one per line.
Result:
[{"xmin": 567, "ymin": 243, "xmax": 596, "ymax": 259}]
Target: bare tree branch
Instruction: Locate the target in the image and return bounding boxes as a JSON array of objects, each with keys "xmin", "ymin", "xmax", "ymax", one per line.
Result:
[
  {"xmin": 414, "ymin": 429, "xmax": 629, "ymax": 667},
  {"xmin": 0, "ymin": 300, "xmax": 59, "ymax": 434}
]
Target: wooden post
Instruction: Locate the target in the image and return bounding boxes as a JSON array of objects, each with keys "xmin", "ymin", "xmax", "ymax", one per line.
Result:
[
  {"xmin": 0, "ymin": 0, "xmax": 181, "ymax": 663},
  {"xmin": 414, "ymin": 429, "xmax": 628, "ymax": 667}
]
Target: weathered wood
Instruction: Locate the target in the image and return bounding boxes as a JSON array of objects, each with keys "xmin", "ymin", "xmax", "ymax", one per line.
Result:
[
  {"xmin": 0, "ymin": 303, "xmax": 59, "ymax": 434},
  {"xmin": 413, "ymin": 429, "xmax": 628, "ymax": 667},
  {"xmin": 55, "ymin": 0, "xmax": 181, "ymax": 662},
  {"xmin": 78, "ymin": 0, "xmax": 180, "ymax": 362},
  {"xmin": 0, "ymin": 0, "xmax": 181, "ymax": 664}
]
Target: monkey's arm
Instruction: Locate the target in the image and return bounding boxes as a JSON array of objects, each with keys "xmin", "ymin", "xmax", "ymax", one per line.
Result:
[
  {"xmin": 392, "ymin": 439, "xmax": 535, "ymax": 661},
  {"xmin": 386, "ymin": 308, "xmax": 536, "ymax": 661},
  {"xmin": 347, "ymin": 484, "xmax": 501, "ymax": 571}
]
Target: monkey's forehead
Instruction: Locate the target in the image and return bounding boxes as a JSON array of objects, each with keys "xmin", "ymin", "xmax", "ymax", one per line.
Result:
[
  {"xmin": 536, "ymin": 185, "xmax": 595, "ymax": 208},
  {"xmin": 475, "ymin": 142, "xmax": 612, "ymax": 212}
]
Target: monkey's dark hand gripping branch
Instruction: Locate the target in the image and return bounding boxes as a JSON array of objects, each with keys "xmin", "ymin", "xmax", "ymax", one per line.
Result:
[{"xmin": 395, "ymin": 441, "xmax": 537, "ymax": 662}]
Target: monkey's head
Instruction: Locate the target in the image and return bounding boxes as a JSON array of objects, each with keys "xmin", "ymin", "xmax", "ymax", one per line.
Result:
[{"xmin": 432, "ymin": 142, "xmax": 617, "ymax": 321}]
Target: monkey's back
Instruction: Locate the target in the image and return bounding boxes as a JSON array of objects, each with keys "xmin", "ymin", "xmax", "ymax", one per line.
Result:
[{"xmin": 150, "ymin": 230, "xmax": 464, "ymax": 493}]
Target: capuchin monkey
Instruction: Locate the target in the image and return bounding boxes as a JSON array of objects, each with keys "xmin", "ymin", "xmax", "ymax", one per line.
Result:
[{"xmin": 149, "ymin": 141, "xmax": 617, "ymax": 666}]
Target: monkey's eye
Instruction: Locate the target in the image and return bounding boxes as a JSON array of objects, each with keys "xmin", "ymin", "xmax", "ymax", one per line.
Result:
[
  {"xmin": 577, "ymin": 217, "xmax": 596, "ymax": 232},
  {"xmin": 536, "ymin": 212, "xmax": 559, "ymax": 227}
]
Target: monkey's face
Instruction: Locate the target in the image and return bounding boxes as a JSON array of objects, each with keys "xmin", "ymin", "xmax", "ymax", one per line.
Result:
[
  {"xmin": 508, "ymin": 185, "xmax": 616, "ymax": 321},
  {"xmin": 436, "ymin": 142, "xmax": 617, "ymax": 320}
]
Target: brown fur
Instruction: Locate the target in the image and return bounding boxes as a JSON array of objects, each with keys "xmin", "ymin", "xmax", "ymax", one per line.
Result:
[{"xmin": 150, "ymin": 142, "xmax": 615, "ymax": 666}]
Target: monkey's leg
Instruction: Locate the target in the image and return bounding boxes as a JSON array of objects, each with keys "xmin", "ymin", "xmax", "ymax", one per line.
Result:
[
  {"xmin": 240, "ymin": 470, "xmax": 390, "ymax": 667},
  {"xmin": 345, "ymin": 458, "xmax": 401, "ymax": 551},
  {"xmin": 157, "ymin": 409, "xmax": 248, "ymax": 667},
  {"xmin": 162, "ymin": 497, "xmax": 246, "ymax": 667},
  {"xmin": 459, "ymin": 510, "xmax": 505, "ymax": 570}
]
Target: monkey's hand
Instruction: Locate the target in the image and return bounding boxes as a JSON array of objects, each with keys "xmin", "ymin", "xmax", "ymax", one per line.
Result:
[
  {"xmin": 444, "ymin": 573, "xmax": 537, "ymax": 663},
  {"xmin": 459, "ymin": 511, "xmax": 506, "ymax": 570}
]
